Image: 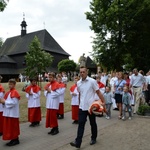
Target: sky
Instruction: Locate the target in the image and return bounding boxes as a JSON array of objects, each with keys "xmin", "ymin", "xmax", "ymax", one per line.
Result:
[{"xmin": 0, "ymin": 0, "xmax": 94, "ymax": 63}]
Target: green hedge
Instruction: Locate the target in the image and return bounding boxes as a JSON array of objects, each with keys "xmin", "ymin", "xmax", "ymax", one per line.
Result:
[{"xmin": 138, "ymin": 104, "xmax": 150, "ymax": 115}]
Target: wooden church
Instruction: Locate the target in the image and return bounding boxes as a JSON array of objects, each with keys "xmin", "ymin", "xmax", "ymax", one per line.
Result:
[{"xmin": 0, "ymin": 17, "xmax": 70, "ymax": 82}]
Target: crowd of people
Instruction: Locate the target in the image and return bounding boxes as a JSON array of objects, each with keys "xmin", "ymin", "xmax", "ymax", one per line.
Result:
[{"xmin": 0, "ymin": 67, "xmax": 150, "ymax": 148}]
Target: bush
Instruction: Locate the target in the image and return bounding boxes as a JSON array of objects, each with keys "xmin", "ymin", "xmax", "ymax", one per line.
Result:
[{"xmin": 138, "ymin": 104, "xmax": 150, "ymax": 115}]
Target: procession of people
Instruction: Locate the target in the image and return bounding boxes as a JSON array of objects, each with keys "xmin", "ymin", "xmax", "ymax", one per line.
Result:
[{"xmin": 0, "ymin": 67, "xmax": 150, "ymax": 148}]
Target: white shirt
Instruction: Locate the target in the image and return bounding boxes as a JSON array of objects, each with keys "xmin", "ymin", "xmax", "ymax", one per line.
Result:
[
  {"xmin": 70, "ymin": 87, "xmax": 79, "ymax": 105},
  {"xmin": 3, "ymin": 93, "xmax": 19, "ymax": 118},
  {"xmin": 0, "ymin": 92, "xmax": 4, "ymax": 112},
  {"xmin": 130, "ymin": 73, "xmax": 145, "ymax": 87},
  {"xmin": 26, "ymin": 88, "xmax": 41, "ymax": 108},
  {"xmin": 110, "ymin": 77, "xmax": 117, "ymax": 87},
  {"xmin": 146, "ymin": 75, "xmax": 150, "ymax": 84},
  {"xmin": 77, "ymin": 76, "xmax": 99, "ymax": 111},
  {"xmin": 101, "ymin": 75, "xmax": 108, "ymax": 86}
]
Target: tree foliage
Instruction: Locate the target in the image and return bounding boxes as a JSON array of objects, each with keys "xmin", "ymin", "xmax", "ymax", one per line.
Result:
[
  {"xmin": 86, "ymin": 0, "xmax": 150, "ymax": 72},
  {"xmin": 25, "ymin": 36, "xmax": 53, "ymax": 78},
  {"xmin": 0, "ymin": 0, "xmax": 7, "ymax": 12},
  {"xmin": 58, "ymin": 59, "xmax": 76, "ymax": 73}
]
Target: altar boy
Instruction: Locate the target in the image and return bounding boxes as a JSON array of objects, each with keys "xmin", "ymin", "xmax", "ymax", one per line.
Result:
[
  {"xmin": 0, "ymin": 76, "xmax": 5, "ymax": 136},
  {"xmin": 44, "ymin": 72, "xmax": 61, "ymax": 135},
  {"xmin": 25, "ymin": 78, "xmax": 41, "ymax": 127},
  {"xmin": 70, "ymin": 76, "xmax": 79, "ymax": 124},
  {"xmin": 0, "ymin": 79, "xmax": 20, "ymax": 146},
  {"xmin": 57, "ymin": 74, "xmax": 66, "ymax": 119}
]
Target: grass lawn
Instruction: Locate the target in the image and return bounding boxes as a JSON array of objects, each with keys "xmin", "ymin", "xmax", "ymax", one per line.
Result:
[{"xmin": 1, "ymin": 81, "xmax": 73, "ymax": 123}]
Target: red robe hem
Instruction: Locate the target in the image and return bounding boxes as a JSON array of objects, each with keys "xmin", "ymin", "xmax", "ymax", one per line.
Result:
[
  {"xmin": 28, "ymin": 107, "xmax": 41, "ymax": 122},
  {"xmin": 72, "ymin": 105, "xmax": 79, "ymax": 121},
  {"xmin": 58, "ymin": 103, "xmax": 64, "ymax": 115},
  {"xmin": 46, "ymin": 109, "xmax": 58, "ymax": 128},
  {"xmin": 0, "ymin": 112, "xmax": 3, "ymax": 133},
  {"xmin": 3, "ymin": 117, "xmax": 20, "ymax": 140}
]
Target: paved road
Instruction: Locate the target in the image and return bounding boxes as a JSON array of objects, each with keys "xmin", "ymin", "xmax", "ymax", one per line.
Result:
[{"xmin": 0, "ymin": 110, "xmax": 149, "ymax": 150}]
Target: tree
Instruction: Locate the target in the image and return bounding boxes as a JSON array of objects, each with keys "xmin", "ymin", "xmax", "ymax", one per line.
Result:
[
  {"xmin": 25, "ymin": 36, "xmax": 53, "ymax": 79},
  {"xmin": 86, "ymin": 0, "xmax": 150, "ymax": 72},
  {"xmin": 0, "ymin": 0, "xmax": 8, "ymax": 12},
  {"xmin": 58, "ymin": 59, "xmax": 76, "ymax": 73}
]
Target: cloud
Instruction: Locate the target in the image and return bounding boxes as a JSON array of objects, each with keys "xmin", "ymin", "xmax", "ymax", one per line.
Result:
[{"xmin": 0, "ymin": 0, "xmax": 93, "ymax": 62}]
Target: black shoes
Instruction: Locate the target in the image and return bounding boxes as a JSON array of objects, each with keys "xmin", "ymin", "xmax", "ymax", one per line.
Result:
[
  {"xmin": 6, "ymin": 139, "xmax": 20, "ymax": 146},
  {"xmin": 72, "ymin": 120, "xmax": 78, "ymax": 124},
  {"xmin": 90, "ymin": 139, "xmax": 96, "ymax": 145},
  {"xmin": 70, "ymin": 141, "xmax": 80, "ymax": 148},
  {"xmin": 51, "ymin": 129, "xmax": 59, "ymax": 135},
  {"xmin": 48, "ymin": 128, "xmax": 55, "ymax": 134},
  {"xmin": 48, "ymin": 127, "xmax": 59, "ymax": 135},
  {"xmin": 57, "ymin": 115, "xmax": 64, "ymax": 119},
  {"xmin": 29, "ymin": 122, "xmax": 40, "ymax": 127},
  {"xmin": 70, "ymin": 139, "xmax": 96, "ymax": 148},
  {"xmin": 0, "ymin": 132, "xmax": 3, "ymax": 136}
]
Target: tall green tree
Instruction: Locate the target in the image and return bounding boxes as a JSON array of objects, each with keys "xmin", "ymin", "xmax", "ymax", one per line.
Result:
[
  {"xmin": 58, "ymin": 59, "xmax": 76, "ymax": 73},
  {"xmin": 0, "ymin": 0, "xmax": 8, "ymax": 12},
  {"xmin": 86, "ymin": 0, "xmax": 150, "ymax": 72},
  {"xmin": 25, "ymin": 36, "xmax": 53, "ymax": 79}
]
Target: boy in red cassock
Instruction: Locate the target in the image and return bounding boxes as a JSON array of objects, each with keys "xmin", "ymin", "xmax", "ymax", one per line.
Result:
[
  {"xmin": 25, "ymin": 78, "xmax": 41, "ymax": 127},
  {"xmin": 96, "ymin": 76, "xmax": 105, "ymax": 94},
  {"xmin": 44, "ymin": 72, "xmax": 61, "ymax": 135},
  {"xmin": 57, "ymin": 74, "xmax": 66, "ymax": 119},
  {"xmin": 70, "ymin": 76, "xmax": 80, "ymax": 124},
  {"xmin": 0, "ymin": 76, "xmax": 5, "ymax": 136},
  {"xmin": 0, "ymin": 79, "xmax": 20, "ymax": 146}
]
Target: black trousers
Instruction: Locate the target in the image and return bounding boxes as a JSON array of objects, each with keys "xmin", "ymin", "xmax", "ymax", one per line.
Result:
[{"xmin": 75, "ymin": 109, "xmax": 97, "ymax": 147}]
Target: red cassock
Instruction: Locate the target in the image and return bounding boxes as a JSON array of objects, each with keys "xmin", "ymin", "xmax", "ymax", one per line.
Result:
[
  {"xmin": 70, "ymin": 84, "xmax": 79, "ymax": 121},
  {"xmin": 0, "ymin": 84, "xmax": 5, "ymax": 134},
  {"xmin": 72, "ymin": 105, "xmax": 79, "ymax": 121},
  {"xmin": 3, "ymin": 89, "xmax": 20, "ymax": 140},
  {"xmin": 0, "ymin": 112, "xmax": 3, "ymax": 133},
  {"xmin": 58, "ymin": 103, "xmax": 64, "ymax": 115},
  {"xmin": 25, "ymin": 85, "xmax": 41, "ymax": 123},
  {"xmin": 28, "ymin": 107, "xmax": 41, "ymax": 122},
  {"xmin": 46, "ymin": 109, "xmax": 58, "ymax": 128},
  {"xmin": 45, "ymin": 81, "xmax": 60, "ymax": 128},
  {"xmin": 3, "ymin": 117, "xmax": 20, "ymax": 140},
  {"xmin": 57, "ymin": 82, "xmax": 65, "ymax": 115}
]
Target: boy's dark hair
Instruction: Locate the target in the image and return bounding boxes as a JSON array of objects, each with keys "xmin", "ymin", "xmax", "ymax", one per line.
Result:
[
  {"xmin": 96, "ymin": 76, "xmax": 101, "ymax": 79},
  {"xmin": 8, "ymin": 79, "xmax": 16, "ymax": 84},
  {"xmin": 80, "ymin": 66, "xmax": 87, "ymax": 70},
  {"xmin": 48, "ymin": 72, "xmax": 55, "ymax": 78},
  {"xmin": 74, "ymin": 76, "xmax": 80, "ymax": 80},
  {"xmin": 29, "ymin": 77, "xmax": 37, "ymax": 82},
  {"xmin": 56, "ymin": 74, "xmax": 62, "ymax": 78}
]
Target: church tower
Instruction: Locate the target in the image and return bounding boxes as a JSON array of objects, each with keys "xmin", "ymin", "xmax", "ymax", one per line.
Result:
[{"xmin": 20, "ymin": 13, "xmax": 27, "ymax": 37}]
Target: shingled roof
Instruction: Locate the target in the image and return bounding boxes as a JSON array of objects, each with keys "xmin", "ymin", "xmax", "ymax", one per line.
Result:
[
  {"xmin": 0, "ymin": 29, "xmax": 70, "ymax": 56},
  {"xmin": 86, "ymin": 56, "xmax": 97, "ymax": 69},
  {"xmin": 0, "ymin": 55, "xmax": 16, "ymax": 63}
]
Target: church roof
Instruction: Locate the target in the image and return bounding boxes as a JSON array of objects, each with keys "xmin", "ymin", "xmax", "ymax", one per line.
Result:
[
  {"xmin": 86, "ymin": 56, "xmax": 97, "ymax": 69},
  {"xmin": 0, "ymin": 29, "xmax": 70, "ymax": 56},
  {"xmin": 0, "ymin": 55, "xmax": 16, "ymax": 63}
]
